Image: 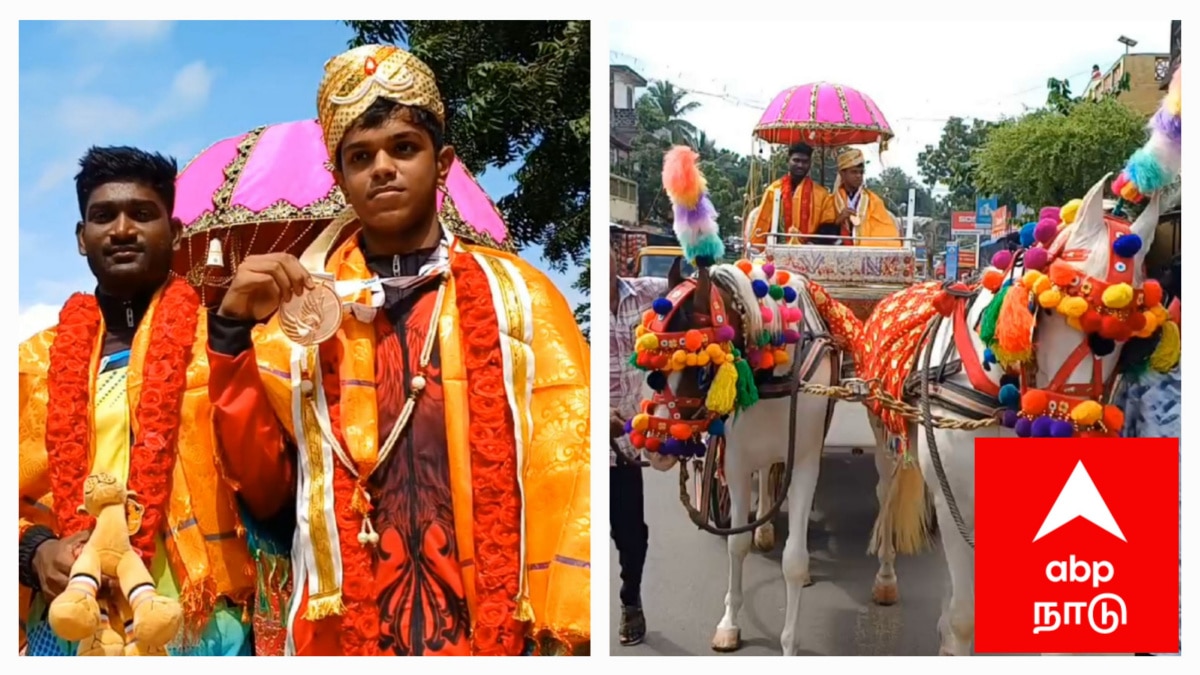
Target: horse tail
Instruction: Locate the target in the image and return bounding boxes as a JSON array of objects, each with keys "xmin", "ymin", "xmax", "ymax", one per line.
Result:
[{"xmin": 868, "ymin": 422, "xmax": 931, "ymax": 557}]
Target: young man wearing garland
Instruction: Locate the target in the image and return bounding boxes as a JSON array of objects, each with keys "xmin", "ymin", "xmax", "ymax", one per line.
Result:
[
  {"xmin": 744, "ymin": 142, "xmax": 838, "ymax": 248},
  {"xmin": 17, "ymin": 147, "xmax": 257, "ymax": 656},
  {"xmin": 205, "ymin": 45, "xmax": 591, "ymax": 656}
]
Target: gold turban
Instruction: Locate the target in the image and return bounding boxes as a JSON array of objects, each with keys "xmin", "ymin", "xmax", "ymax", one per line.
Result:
[
  {"xmin": 837, "ymin": 148, "xmax": 866, "ymax": 171},
  {"xmin": 316, "ymin": 44, "xmax": 446, "ymax": 162}
]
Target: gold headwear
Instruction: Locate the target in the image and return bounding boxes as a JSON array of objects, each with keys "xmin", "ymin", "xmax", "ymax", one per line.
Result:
[
  {"xmin": 316, "ymin": 45, "xmax": 446, "ymax": 162},
  {"xmin": 837, "ymin": 148, "xmax": 866, "ymax": 171}
]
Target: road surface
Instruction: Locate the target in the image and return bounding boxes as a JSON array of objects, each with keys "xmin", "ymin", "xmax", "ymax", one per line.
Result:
[{"xmin": 609, "ymin": 429, "xmax": 952, "ymax": 656}]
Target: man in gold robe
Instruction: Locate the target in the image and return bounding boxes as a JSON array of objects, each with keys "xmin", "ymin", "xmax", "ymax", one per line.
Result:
[
  {"xmin": 831, "ymin": 148, "xmax": 901, "ymax": 248},
  {"xmin": 204, "ymin": 45, "xmax": 591, "ymax": 656},
  {"xmin": 745, "ymin": 142, "xmax": 837, "ymax": 248},
  {"xmin": 18, "ymin": 147, "xmax": 256, "ymax": 656}
]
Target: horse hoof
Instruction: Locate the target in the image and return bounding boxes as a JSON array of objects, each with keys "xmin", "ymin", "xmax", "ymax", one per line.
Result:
[
  {"xmin": 753, "ymin": 525, "xmax": 775, "ymax": 552},
  {"xmin": 872, "ymin": 581, "xmax": 899, "ymax": 605},
  {"xmin": 711, "ymin": 627, "xmax": 741, "ymax": 652},
  {"xmin": 800, "ymin": 571, "xmax": 813, "ymax": 587}
]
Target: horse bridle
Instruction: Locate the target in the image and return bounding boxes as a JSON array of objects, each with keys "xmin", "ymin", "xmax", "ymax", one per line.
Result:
[{"xmin": 639, "ymin": 278, "xmax": 732, "ymax": 444}]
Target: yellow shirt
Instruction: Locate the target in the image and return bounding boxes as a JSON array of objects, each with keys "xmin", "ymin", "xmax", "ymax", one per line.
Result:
[
  {"xmin": 745, "ymin": 176, "xmax": 836, "ymax": 248},
  {"xmin": 835, "ymin": 186, "xmax": 901, "ymax": 248}
]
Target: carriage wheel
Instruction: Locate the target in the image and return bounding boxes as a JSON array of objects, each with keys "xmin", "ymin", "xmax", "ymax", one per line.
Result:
[{"xmin": 708, "ymin": 472, "xmax": 732, "ymax": 529}]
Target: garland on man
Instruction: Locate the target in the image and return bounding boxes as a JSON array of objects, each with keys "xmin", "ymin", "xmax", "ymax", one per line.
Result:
[
  {"xmin": 205, "ymin": 45, "xmax": 591, "ymax": 656},
  {"xmin": 18, "ymin": 147, "xmax": 257, "ymax": 656}
]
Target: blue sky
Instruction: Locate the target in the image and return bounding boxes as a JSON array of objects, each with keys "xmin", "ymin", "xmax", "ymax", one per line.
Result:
[{"xmin": 18, "ymin": 20, "xmax": 586, "ymax": 337}]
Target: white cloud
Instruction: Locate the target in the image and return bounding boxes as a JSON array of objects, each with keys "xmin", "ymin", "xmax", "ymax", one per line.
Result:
[
  {"xmin": 163, "ymin": 61, "xmax": 215, "ymax": 115},
  {"xmin": 18, "ymin": 304, "xmax": 61, "ymax": 341},
  {"xmin": 33, "ymin": 61, "xmax": 216, "ymax": 196},
  {"xmin": 54, "ymin": 61, "xmax": 215, "ymax": 138},
  {"xmin": 611, "ymin": 20, "xmax": 1169, "ymax": 184},
  {"xmin": 57, "ymin": 95, "xmax": 144, "ymax": 137},
  {"xmin": 57, "ymin": 21, "xmax": 174, "ymax": 45},
  {"xmin": 31, "ymin": 159, "xmax": 77, "ymax": 196}
]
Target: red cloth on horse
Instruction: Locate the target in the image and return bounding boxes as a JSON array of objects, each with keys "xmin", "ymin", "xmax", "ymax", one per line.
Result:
[{"xmin": 855, "ymin": 281, "xmax": 944, "ymax": 454}]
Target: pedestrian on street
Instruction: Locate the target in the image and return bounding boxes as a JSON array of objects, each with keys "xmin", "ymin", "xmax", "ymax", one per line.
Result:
[{"xmin": 609, "ymin": 248, "xmax": 670, "ymax": 646}]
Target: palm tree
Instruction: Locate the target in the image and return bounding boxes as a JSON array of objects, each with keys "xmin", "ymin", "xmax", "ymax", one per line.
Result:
[
  {"xmin": 693, "ymin": 131, "xmax": 718, "ymax": 159},
  {"xmin": 644, "ymin": 81, "xmax": 701, "ymax": 146}
]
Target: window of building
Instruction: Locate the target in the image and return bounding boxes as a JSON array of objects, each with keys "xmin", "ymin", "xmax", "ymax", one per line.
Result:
[
  {"xmin": 610, "ymin": 176, "xmax": 637, "ymax": 202},
  {"xmin": 1156, "ymin": 57, "xmax": 1169, "ymax": 81}
]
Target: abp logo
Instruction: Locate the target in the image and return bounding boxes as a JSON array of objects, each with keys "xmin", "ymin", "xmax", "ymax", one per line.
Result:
[{"xmin": 975, "ymin": 438, "xmax": 1178, "ymax": 653}]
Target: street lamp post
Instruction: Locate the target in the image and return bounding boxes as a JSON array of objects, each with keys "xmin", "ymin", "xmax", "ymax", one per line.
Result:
[{"xmin": 1118, "ymin": 35, "xmax": 1138, "ymax": 55}]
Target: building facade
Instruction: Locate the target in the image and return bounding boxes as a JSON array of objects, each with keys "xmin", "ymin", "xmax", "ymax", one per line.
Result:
[
  {"xmin": 610, "ymin": 64, "xmax": 648, "ymax": 228},
  {"xmin": 1163, "ymin": 20, "xmax": 1180, "ymax": 90},
  {"xmin": 610, "ymin": 64, "xmax": 647, "ymax": 164},
  {"xmin": 1086, "ymin": 52, "xmax": 1172, "ymax": 117}
]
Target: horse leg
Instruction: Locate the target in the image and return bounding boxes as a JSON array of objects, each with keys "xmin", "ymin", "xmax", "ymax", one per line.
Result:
[
  {"xmin": 935, "ymin": 512, "xmax": 975, "ymax": 655},
  {"xmin": 753, "ymin": 469, "xmax": 776, "ymax": 552},
  {"xmin": 923, "ymin": 431, "xmax": 975, "ymax": 656},
  {"xmin": 712, "ymin": 463, "xmax": 753, "ymax": 652},
  {"xmin": 869, "ymin": 415, "xmax": 899, "ymax": 606},
  {"xmin": 779, "ymin": 441, "xmax": 822, "ymax": 656}
]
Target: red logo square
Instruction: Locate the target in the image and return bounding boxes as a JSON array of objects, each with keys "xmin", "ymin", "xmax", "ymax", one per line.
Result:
[{"xmin": 976, "ymin": 437, "xmax": 1178, "ymax": 654}]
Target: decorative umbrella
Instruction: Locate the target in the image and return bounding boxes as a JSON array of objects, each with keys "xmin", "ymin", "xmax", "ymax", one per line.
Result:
[
  {"xmin": 753, "ymin": 82, "xmax": 893, "ymax": 148},
  {"xmin": 172, "ymin": 119, "xmax": 513, "ymax": 306}
]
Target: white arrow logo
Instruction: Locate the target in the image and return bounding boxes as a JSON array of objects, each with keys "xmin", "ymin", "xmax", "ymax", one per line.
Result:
[{"xmin": 1033, "ymin": 460, "xmax": 1126, "ymax": 543}]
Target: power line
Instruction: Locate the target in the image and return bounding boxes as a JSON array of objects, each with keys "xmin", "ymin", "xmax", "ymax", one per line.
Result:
[{"xmin": 611, "ymin": 49, "xmax": 1096, "ymax": 126}]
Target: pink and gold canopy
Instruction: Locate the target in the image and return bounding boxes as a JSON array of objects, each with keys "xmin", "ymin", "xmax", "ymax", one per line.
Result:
[
  {"xmin": 172, "ymin": 119, "xmax": 513, "ymax": 304},
  {"xmin": 754, "ymin": 82, "xmax": 893, "ymax": 147}
]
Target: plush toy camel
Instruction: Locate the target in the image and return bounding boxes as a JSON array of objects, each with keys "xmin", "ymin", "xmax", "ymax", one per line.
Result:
[{"xmin": 47, "ymin": 473, "xmax": 182, "ymax": 655}]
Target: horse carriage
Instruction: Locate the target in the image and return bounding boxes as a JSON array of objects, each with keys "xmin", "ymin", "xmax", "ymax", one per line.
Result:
[
  {"xmin": 626, "ymin": 66, "xmax": 1180, "ymax": 655},
  {"xmin": 694, "ymin": 83, "xmax": 917, "ymax": 533}
]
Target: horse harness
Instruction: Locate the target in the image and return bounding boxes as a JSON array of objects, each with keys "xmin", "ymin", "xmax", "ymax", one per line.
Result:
[
  {"xmin": 907, "ymin": 216, "xmax": 1137, "ymax": 423},
  {"xmin": 905, "ymin": 216, "xmax": 1140, "ymax": 548},
  {"xmin": 646, "ymin": 275, "xmax": 844, "ymax": 536}
]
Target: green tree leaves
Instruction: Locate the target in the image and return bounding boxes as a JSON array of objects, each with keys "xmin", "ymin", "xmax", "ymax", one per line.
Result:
[
  {"xmin": 344, "ymin": 20, "xmax": 590, "ymax": 330},
  {"xmin": 974, "ymin": 98, "xmax": 1146, "ymax": 209}
]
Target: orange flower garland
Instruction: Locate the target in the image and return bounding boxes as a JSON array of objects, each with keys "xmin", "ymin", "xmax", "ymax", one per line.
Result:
[
  {"xmin": 779, "ymin": 175, "xmax": 795, "ymax": 233},
  {"xmin": 452, "ymin": 253, "xmax": 525, "ymax": 656},
  {"xmin": 331, "ymin": 461, "xmax": 381, "ymax": 655},
  {"xmin": 45, "ymin": 278, "xmax": 200, "ymax": 564}
]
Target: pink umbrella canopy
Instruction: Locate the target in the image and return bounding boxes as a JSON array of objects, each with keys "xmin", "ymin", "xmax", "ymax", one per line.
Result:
[
  {"xmin": 753, "ymin": 82, "xmax": 893, "ymax": 147},
  {"xmin": 173, "ymin": 119, "xmax": 514, "ymax": 301}
]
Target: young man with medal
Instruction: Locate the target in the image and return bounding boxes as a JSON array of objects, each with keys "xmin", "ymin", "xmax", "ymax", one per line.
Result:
[
  {"xmin": 205, "ymin": 45, "xmax": 591, "ymax": 656},
  {"xmin": 18, "ymin": 147, "xmax": 257, "ymax": 656},
  {"xmin": 831, "ymin": 148, "xmax": 901, "ymax": 248}
]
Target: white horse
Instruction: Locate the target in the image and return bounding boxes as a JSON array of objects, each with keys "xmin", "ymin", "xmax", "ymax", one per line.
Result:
[
  {"xmin": 869, "ymin": 175, "xmax": 1162, "ymax": 655},
  {"xmin": 642, "ymin": 257, "xmax": 897, "ymax": 655},
  {"xmin": 744, "ymin": 204, "xmax": 904, "ymax": 605}
]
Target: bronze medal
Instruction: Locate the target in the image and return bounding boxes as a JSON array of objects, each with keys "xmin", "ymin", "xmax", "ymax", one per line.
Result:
[{"xmin": 280, "ymin": 280, "xmax": 343, "ymax": 346}]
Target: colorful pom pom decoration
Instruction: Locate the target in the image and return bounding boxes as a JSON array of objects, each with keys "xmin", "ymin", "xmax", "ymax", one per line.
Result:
[
  {"xmin": 628, "ymin": 256, "xmax": 813, "ymax": 455},
  {"xmin": 663, "ymin": 145, "xmax": 725, "ymax": 263},
  {"xmin": 1112, "ymin": 64, "xmax": 1181, "ymax": 204}
]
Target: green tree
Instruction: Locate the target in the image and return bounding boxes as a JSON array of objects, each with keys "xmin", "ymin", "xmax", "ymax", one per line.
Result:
[
  {"xmin": 640, "ymin": 81, "xmax": 701, "ymax": 145},
  {"xmin": 973, "ymin": 98, "xmax": 1146, "ymax": 208},
  {"xmin": 1048, "ymin": 72, "xmax": 1132, "ymax": 115},
  {"xmin": 343, "ymin": 21, "xmax": 590, "ymax": 319},
  {"xmin": 1047, "ymin": 77, "xmax": 1076, "ymax": 116},
  {"xmin": 573, "ymin": 261, "xmax": 590, "ymax": 341},
  {"xmin": 866, "ymin": 166, "xmax": 934, "ymax": 215},
  {"xmin": 916, "ymin": 117, "xmax": 994, "ymax": 211}
]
